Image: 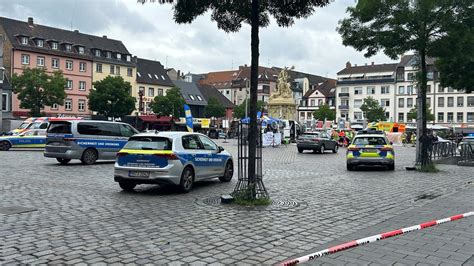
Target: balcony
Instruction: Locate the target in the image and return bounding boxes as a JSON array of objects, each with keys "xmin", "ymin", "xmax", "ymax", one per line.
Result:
[
  {"xmin": 338, "ymin": 105, "xmax": 350, "ymax": 110},
  {"xmin": 338, "ymin": 92, "xmax": 350, "ymax": 98}
]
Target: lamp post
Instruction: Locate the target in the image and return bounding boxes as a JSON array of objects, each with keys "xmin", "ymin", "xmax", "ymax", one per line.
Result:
[
  {"xmin": 0, "ymin": 67, "xmax": 4, "ymax": 133},
  {"xmin": 138, "ymin": 87, "xmax": 144, "ymax": 115}
]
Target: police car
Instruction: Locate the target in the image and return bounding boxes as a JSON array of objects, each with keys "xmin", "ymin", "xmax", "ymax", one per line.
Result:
[
  {"xmin": 114, "ymin": 131, "xmax": 234, "ymax": 193},
  {"xmin": 346, "ymin": 130, "xmax": 395, "ymax": 171},
  {"xmin": 0, "ymin": 129, "xmax": 47, "ymax": 151}
]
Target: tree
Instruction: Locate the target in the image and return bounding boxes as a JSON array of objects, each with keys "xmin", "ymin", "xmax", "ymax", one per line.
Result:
[
  {"xmin": 145, "ymin": 0, "xmax": 332, "ymax": 200},
  {"xmin": 407, "ymin": 105, "xmax": 435, "ymax": 122},
  {"xmin": 233, "ymin": 100, "xmax": 265, "ymax": 119},
  {"xmin": 11, "ymin": 67, "xmax": 67, "ymax": 117},
  {"xmin": 313, "ymin": 104, "xmax": 336, "ymax": 121},
  {"xmin": 337, "ymin": 0, "xmax": 466, "ymax": 166},
  {"xmin": 151, "ymin": 87, "xmax": 186, "ymax": 117},
  {"xmin": 204, "ymin": 97, "xmax": 225, "ymax": 118},
  {"xmin": 89, "ymin": 76, "xmax": 135, "ymax": 118},
  {"xmin": 359, "ymin": 97, "xmax": 386, "ymax": 122}
]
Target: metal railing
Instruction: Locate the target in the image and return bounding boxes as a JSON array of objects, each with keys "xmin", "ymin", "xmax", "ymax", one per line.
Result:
[{"xmin": 429, "ymin": 142, "xmax": 474, "ymax": 165}]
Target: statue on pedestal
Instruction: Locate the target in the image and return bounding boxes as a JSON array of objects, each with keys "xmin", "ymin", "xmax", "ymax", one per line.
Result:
[{"xmin": 267, "ymin": 67, "xmax": 297, "ymax": 121}]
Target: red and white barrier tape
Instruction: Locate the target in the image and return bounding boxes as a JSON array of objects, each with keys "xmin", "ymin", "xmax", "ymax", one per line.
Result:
[{"xmin": 280, "ymin": 211, "xmax": 474, "ymax": 266}]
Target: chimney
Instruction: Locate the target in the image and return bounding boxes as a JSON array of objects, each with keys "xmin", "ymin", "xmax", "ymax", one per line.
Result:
[
  {"xmin": 27, "ymin": 17, "xmax": 34, "ymax": 26},
  {"xmin": 371, "ymin": 62, "xmax": 374, "ymax": 65},
  {"xmin": 74, "ymin": 30, "xmax": 79, "ymax": 33},
  {"xmin": 345, "ymin": 61, "xmax": 351, "ymax": 68},
  {"xmin": 354, "ymin": 64, "xmax": 357, "ymax": 67},
  {"xmin": 102, "ymin": 35, "xmax": 107, "ymax": 39},
  {"xmin": 177, "ymin": 70, "xmax": 181, "ymax": 78},
  {"xmin": 365, "ymin": 63, "xmax": 367, "ymax": 66}
]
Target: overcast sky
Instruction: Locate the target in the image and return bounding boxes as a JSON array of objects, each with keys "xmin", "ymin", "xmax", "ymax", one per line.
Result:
[{"xmin": 1, "ymin": 0, "xmax": 395, "ymax": 78}]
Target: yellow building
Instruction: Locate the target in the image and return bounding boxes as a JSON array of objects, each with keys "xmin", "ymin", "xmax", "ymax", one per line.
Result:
[{"xmin": 135, "ymin": 58, "xmax": 175, "ymax": 114}]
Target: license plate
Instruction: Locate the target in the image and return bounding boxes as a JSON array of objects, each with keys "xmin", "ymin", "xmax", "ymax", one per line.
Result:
[
  {"xmin": 129, "ymin": 171, "xmax": 150, "ymax": 178},
  {"xmin": 363, "ymin": 149, "xmax": 376, "ymax": 152}
]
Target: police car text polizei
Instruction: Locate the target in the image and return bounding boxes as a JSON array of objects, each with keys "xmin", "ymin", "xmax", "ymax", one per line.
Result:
[
  {"xmin": 0, "ymin": 129, "xmax": 47, "ymax": 151},
  {"xmin": 346, "ymin": 131, "xmax": 395, "ymax": 171},
  {"xmin": 114, "ymin": 131, "xmax": 234, "ymax": 193}
]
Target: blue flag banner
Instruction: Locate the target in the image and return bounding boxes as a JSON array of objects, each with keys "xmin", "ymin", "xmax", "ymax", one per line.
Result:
[{"xmin": 184, "ymin": 104, "xmax": 193, "ymax": 132}]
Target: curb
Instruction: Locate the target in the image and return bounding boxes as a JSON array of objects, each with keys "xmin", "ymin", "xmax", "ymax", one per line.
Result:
[{"xmin": 280, "ymin": 211, "xmax": 474, "ymax": 266}]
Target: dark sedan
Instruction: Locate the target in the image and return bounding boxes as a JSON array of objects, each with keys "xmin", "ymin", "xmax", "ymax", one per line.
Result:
[{"xmin": 297, "ymin": 132, "xmax": 338, "ymax": 154}]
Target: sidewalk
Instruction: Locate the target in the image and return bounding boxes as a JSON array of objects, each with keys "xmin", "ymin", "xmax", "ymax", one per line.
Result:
[{"xmin": 295, "ymin": 184, "xmax": 474, "ymax": 265}]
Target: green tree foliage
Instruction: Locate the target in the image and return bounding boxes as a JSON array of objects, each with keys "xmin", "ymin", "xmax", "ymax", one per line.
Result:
[
  {"xmin": 337, "ymin": 0, "xmax": 467, "ymax": 165},
  {"xmin": 407, "ymin": 105, "xmax": 435, "ymax": 122},
  {"xmin": 204, "ymin": 97, "xmax": 226, "ymax": 118},
  {"xmin": 313, "ymin": 104, "xmax": 336, "ymax": 121},
  {"xmin": 11, "ymin": 67, "xmax": 67, "ymax": 116},
  {"xmin": 360, "ymin": 97, "xmax": 386, "ymax": 122},
  {"xmin": 88, "ymin": 76, "xmax": 136, "ymax": 118},
  {"xmin": 233, "ymin": 100, "xmax": 265, "ymax": 119},
  {"xmin": 151, "ymin": 87, "xmax": 185, "ymax": 117}
]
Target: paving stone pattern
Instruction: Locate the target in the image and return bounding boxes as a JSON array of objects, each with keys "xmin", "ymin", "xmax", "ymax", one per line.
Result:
[{"xmin": 0, "ymin": 142, "xmax": 473, "ymax": 264}]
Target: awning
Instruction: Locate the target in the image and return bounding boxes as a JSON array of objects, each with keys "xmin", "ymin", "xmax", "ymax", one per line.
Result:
[{"xmin": 139, "ymin": 115, "xmax": 174, "ymax": 123}]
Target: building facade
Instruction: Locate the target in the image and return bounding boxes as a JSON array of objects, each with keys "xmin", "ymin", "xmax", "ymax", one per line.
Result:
[{"xmin": 298, "ymin": 79, "xmax": 336, "ymax": 124}]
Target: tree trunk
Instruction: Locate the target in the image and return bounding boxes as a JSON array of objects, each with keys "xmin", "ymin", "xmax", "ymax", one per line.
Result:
[
  {"xmin": 248, "ymin": 0, "xmax": 259, "ymax": 197},
  {"xmin": 417, "ymin": 50, "xmax": 430, "ymax": 166}
]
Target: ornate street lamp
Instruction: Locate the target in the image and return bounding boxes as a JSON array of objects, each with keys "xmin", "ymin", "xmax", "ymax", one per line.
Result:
[{"xmin": 138, "ymin": 87, "xmax": 144, "ymax": 115}]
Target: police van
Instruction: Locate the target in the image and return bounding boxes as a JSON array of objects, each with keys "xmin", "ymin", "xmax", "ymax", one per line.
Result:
[
  {"xmin": 114, "ymin": 131, "xmax": 233, "ymax": 193},
  {"xmin": 44, "ymin": 120, "xmax": 139, "ymax": 165}
]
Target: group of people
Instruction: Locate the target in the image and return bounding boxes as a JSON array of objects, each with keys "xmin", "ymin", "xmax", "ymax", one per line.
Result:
[{"xmin": 333, "ymin": 130, "xmax": 356, "ymax": 147}]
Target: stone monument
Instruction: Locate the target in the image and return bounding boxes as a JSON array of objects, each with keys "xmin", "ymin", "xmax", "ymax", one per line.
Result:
[{"xmin": 267, "ymin": 67, "xmax": 297, "ymax": 120}]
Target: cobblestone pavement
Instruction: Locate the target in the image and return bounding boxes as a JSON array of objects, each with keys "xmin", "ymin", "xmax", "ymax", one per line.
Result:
[{"xmin": 0, "ymin": 141, "xmax": 473, "ymax": 265}]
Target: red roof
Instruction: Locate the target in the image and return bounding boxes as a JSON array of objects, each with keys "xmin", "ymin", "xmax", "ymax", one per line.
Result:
[{"xmin": 139, "ymin": 115, "xmax": 176, "ymax": 123}]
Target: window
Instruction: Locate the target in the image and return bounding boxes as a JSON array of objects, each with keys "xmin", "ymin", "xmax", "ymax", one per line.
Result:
[
  {"xmin": 407, "ymin": 72, "xmax": 415, "ymax": 81},
  {"xmin": 398, "ymin": 98, "xmax": 404, "ymax": 108},
  {"xmin": 127, "ymin": 68, "xmax": 133, "ymax": 77},
  {"xmin": 110, "ymin": 65, "xmax": 115, "ymax": 74},
  {"xmin": 467, "ymin": 96, "xmax": 474, "ymax": 107},
  {"xmin": 447, "ymin": 87, "xmax": 454, "ymax": 92},
  {"xmin": 310, "ymin": 99, "xmax": 315, "ymax": 106},
  {"xmin": 438, "ymin": 97, "xmax": 444, "ymax": 107},
  {"xmin": 52, "ymin": 58, "xmax": 59, "ymax": 69},
  {"xmin": 447, "ymin": 97, "xmax": 454, "ymax": 107},
  {"xmin": 447, "ymin": 112, "xmax": 454, "ymax": 122},
  {"xmin": 21, "ymin": 37, "xmax": 28, "ymax": 45},
  {"xmin": 148, "ymin": 87, "xmax": 154, "ymax": 97},
  {"xmin": 161, "ymin": 75, "xmax": 166, "ymax": 80},
  {"xmin": 106, "ymin": 51, "xmax": 112, "ymax": 58},
  {"xmin": 318, "ymin": 99, "xmax": 323, "ymax": 106},
  {"xmin": 457, "ymin": 97, "xmax": 464, "ymax": 107},
  {"xmin": 96, "ymin": 63, "xmax": 102, "ymax": 73},
  {"xmin": 65, "ymin": 44, "xmax": 72, "ymax": 52},
  {"xmin": 427, "ymin": 72, "xmax": 434, "ymax": 79},
  {"xmin": 51, "ymin": 42, "xmax": 58, "ymax": 50},
  {"xmin": 79, "ymin": 81, "xmax": 86, "ymax": 91},
  {"xmin": 51, "ymin": 103, "xmax": 59, "ymax": 110},
  {"xmin": 78, "ymin": 100, "xmax": 86, "ymax": 112},
  {"xmin": 407, "ymin": 98, "xmax": 413, "ymax": 108},
  {"xmin": 398, "ymin": 86, "xmax": 405, "ymax": 94},
  {"xmin": 457, "ymin": 112, "xmax": 464, "ymax": 123},
  {"xmin": 116, "ymin": 66, "xmax": 120, "ymax": 76},
  {"xmin": 37, "ymin": 39, "xmax": 44, "ymax": 47},
  {"xmin": 354, "ymin": 99, "xmax": 362, "ymax": 108},
  {"xmin": 407, "ymin": 85, "xmax": 413, "ymax": 95},
  {"xmin": 37, "ymin": 56, "xmax": 45, "ymax": 67},
  {"xmin": 95, "ymin": 50, "xmax": 101, "ymax": 57},
  {"xmin": 126, "ymin": 55, "xmax": 131, "ymax": 62},
  {"xmin": 65, "ymin": 99, "xmax": 72, "ymax": 110},
  {"xmin": 120, "ymin": 125, "xmax": 137, "ymax": 137},
  {"xmin": 367, "ymin": 86, "xmax": 375, "ymax": 94},
  {"xmin": 427, "ymin": 97, "xmax": 431, "ymax": 108},
  {"xmin": 66, "ymin": 60, "xmax": 73, "ymax": 70},
  {"xmin": 158, "ymin": 89, "xmax": 163, "ymax": 96},
  {"xmin": 189, "ymin": 95, "xmax": 196, "ymax": 101},
  {"xmin": 182, "ymin": 135, "xmax": 203, "ymax": 150},
  {"xmin": 438, "ymin": 84, "xmax": 444, "ymax": 93},
  {"xmin": 354, "ymin": 87, "xmax": 363, "ymax": 95},
  {"xmin": 341, "ymin": 99, "xmax": 349, "ymax": 106},
  {"xmin": 66, "ymin": 80, "xmax": 73, "ymax": 90},
  {"xmin": 2, "ymin": 93, "xmax": 8, "ymax": 111},
  {"xmin": 381, "ymin": 99, "xmax": 390, "ymax": 107},
  {"xmin": 381, "ymin": 86, "xmax": 390, "ymax": 94},
  {"xmin": 116, "ymin": 53, "xmax": 121, "ymax": 60},
  {"xmin": 398, "ymin": 113, "xmax": 404, "ymax": 122},
  {"xmin": 197, "ymin": 95, "xmax": 203, "ymax": 101},
  {"xmin": 437, "ymin": 112, "xmax": 444, "ymax": 122},
  {"xmin": 199, "ymin": 135, "xmax": 218, "ymax": 151},
  {"xmin": 427, "ymin": 84, "xmax": 431, "ymax": 93},
  {"xmin": 354, "ymin": 112, "xmax": 363, "ymax": 120},
  {"xmin": 21, "ymin": 54, "xmax": 30, "ymax": 65},
  {"xmin": 77, "ymin": 122, "xmax": 121, "ymax": 136},
  {"xmin": 340, "ymin": 87, "xmax": 349, "ymax": 93},
  {"xmin": 77, "ymin": 46, "xmax": 84, "ymax": 54},
  {"xmin": 468, "ymin": 113, "xmax": 474, "ymax": 122},
  {"xmin": 79, "ymin": 62, "xmax": 86, "ymax": 72},
  {"xmin": 137, "ymin": 72, "xmax": 141, "ymax": 77}
]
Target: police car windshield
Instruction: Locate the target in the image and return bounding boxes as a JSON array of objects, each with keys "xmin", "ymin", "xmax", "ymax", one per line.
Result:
[
  {"xmin": 18, "ymin": 122, "xmax": 30, "ymax": 129},
  {"xmin": 125, "ymin": 137, "xmax": 172, "ymax": 150},
  {"xmin": 354, "ymin": 137, "xmax": 387, "ymax": 145}
]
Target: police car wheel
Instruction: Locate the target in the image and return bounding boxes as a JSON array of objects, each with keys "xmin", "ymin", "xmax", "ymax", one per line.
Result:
[
  {"xmin": 119, "ymin": 182, "xmax": 136, "ymax": 192},
  {"xmin": 56, "ymin": 158, "xmax": 71, "ymax": 165},
  {"xmin": 0, "ymin": 141, "xmax": 11, "ymax": 151},
  {"xmin": 388, "ymin": 163, "xmax": 395, "ymax": 171},
  {"xmin": 297, "ymin": 148, "xmax": 303, "ymax": 153},
  {"xmin": 347, "ymin": 163, "xmax": 354, "ymax": 171},
  {"xmin": 219, "ymin": 161, "xmax": 233, "ymax": 182},
  {"xmin": 81, "ymin": 149, "xmax": 98, "ymax": 165},
  {"xmin": 179, "ymin": 167, "xmax": 194, "ymax": 193},
  {"xmin": 332, "ymin": 145, "xmax": 338, "ymax": 153}
]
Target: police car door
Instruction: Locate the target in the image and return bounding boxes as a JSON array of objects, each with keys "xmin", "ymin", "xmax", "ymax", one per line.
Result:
[
  {"xmin": 182, "ymin": 135, "xmax": 209, "ymax": 179},
  {"xmin": 198, "ymin": 135, "xmax": 225, "ymax": 177}
]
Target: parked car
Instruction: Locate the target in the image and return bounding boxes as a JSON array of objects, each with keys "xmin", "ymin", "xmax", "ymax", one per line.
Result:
[
  {"xmin": 458, "ymin": 137, "xmax": 474, "ymax": 154},
  {"xmin": 0, "ymin": 129, "xmax": 47, "ymax": 151},
  {"xmin": 44, "ymin": 120, "xmax": 139, "ymax": 165},
  {"xmin": 113, "ymin": 131, "xmax": 233, "ymax": 192},
  {"xmin": 297, "ymin": 131, "xmax": 338, "ymax": 154}
]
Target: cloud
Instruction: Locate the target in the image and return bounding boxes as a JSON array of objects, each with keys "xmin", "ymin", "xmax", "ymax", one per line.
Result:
[{"xmin": 0, "ymin": 0, "xmax": 395, "ymax": 78}]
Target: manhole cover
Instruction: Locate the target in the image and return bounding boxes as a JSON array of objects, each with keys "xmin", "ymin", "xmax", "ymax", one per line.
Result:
[
  {"xmin": 198, "ymin": 196, "xmax": 306, "ymax": 211},
  {"xmin": 0, "ymin": 206, "xmax": 37, "ymax": 215}
]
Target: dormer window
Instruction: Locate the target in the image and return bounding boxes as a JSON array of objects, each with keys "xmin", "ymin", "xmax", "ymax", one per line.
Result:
[
  {"xmin": 126, "ymin": 55, "xmax": 131, "ymax": 62},
  {"xmin": 78, "ymin": 46, "xmax": 85, "ymax": 54},
  {"xmin": 37, "ymin": 39, "xmax": 44, "ymax": 47},
  {"xmin": 21, "ymin": 37, "xmax": 28, "ymax": 45},
  {"xmin": 65, "ymin": 44, "xmax": 72, "ymax": 52},
  {"xmin": 95, "ymin": 49, "xmax": 101, "ymax": 57},
  {"xmin": 51, "ymin": 42, "xmax": 58, "ymax": 50},
  {"xmin": 106, "ymin": 51, "xmax": 111, "ymax": 59},
  {"xmin": 116, "ymin": 53, "xmax": 121, "ymax": 60}
]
